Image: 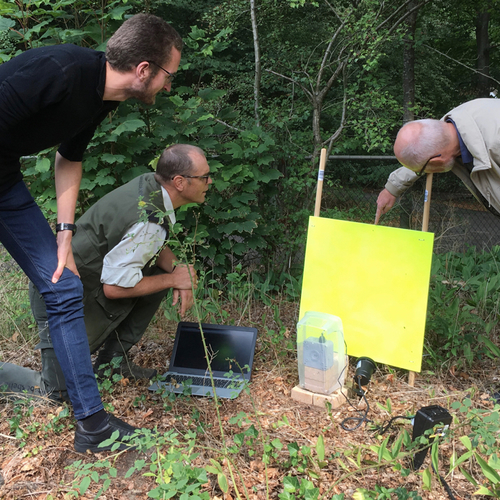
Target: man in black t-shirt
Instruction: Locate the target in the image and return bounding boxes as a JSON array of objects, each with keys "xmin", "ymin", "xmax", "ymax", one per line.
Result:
[{"xmin": 0, "ymin": 13, "xmax": 182, "ymax": 453}]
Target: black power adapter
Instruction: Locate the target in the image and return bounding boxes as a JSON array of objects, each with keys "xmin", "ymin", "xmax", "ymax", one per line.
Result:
[{"xmin": 411, "ymin": 405, "xmax": 452, "ymax": 470}]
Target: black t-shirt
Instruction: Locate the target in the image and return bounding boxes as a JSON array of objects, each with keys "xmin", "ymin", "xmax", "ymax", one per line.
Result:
[{"xmin": 0, "ymin": 44, "xmax": 119, "ymax": 193}]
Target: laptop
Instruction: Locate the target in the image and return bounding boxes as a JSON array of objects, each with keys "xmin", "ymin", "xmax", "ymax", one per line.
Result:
[{"xmin": 149, "ymin": 321, "xmax": 258, "ymax": 399}]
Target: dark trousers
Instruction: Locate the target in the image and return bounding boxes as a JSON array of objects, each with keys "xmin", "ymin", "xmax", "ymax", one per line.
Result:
[{"xmin": 0, "ymin": 181, "xmax": 102, "ymax": 418}]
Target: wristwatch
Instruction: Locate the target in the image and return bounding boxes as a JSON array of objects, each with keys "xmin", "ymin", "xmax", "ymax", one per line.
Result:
[{"xmin": 56, "ymin": 223, "xmax": 77, "ymax": 235}]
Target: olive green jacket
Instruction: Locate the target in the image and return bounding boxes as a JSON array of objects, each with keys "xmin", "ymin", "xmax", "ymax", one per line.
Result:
[{"xmin": 73, "ymin": 173, "xmax": 169, "ymax": 352}]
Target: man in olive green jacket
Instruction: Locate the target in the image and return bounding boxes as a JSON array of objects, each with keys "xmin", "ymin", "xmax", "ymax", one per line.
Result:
[{"xmin": 0, "ymin": 144, "xmax": 212, "ymax": 402}]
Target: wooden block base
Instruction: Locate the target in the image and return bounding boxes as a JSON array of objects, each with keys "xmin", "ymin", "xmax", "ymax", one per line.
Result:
[{"xmin": 291, "ymin": 385, "xmax": 348, "ymax": 409}]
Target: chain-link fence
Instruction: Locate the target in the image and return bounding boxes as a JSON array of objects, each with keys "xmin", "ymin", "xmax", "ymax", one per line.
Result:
[{"xmin": 321, "ymin": 158, "xmax": 500, "ymax": 254}]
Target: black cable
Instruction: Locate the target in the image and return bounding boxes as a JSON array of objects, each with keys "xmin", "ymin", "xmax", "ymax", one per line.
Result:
[
  {"xmin": 432, "ymin": 463, "xmax": 457, "ymax": 500},
  {"xmin": 340, "ymin": 376, "xmax": 373, "ymax": 431},
  {"xmin": 374, "ymin": 415, "xmax": 414, "ymax": 435}
]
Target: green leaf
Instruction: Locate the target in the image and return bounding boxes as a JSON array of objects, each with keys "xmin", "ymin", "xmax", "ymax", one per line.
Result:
[
  {"xmin": 124, "ymin": 467, "xmax": 136, "ymax": 479},
  {"xmin": 316, "ymin": 435, "xmax": 325, "ymax": 461},
  {"xmin": 474, "ymin": 485, "xmax": 493, "ymax": 495},
  {"xmin": 283, "ymin": 476, "xmax": 299, "ymax": 492},
  {"xmin": 481, "ymin": 336, "xmax": 500, "ymax": 357},
  {"xmin": 169, "ymin": 95, "xmax": 184, "ymax": 106},
  {"xmin": 198, "ymin": 88, "xmax": 226, "ymax": 101},
  {"xmin": 0, "ymin": 17, "xmax": 16, "ymax": 30},
  {"xmin": 431, "ymin": 441, "xmax": 439, "ymax": 471},
  {"xmin": 475, "ymin": 453, "xmax": 500, "ymax": 483},
  {"xmin": 79, "ymin": 476, "xmax": 91, "ymax": 495},
  {"xmin": 101, "ymin": 154, "xmax": 126, "ymax": 164},
  {"xmin": 272, "ymin": 438, "xmax": 284, "ymax": 450},
  {"xmin": 421, "ymin": 468, "xmax": 432, "ymax": 490},
  {"xmin": 390, "ymin": 433, "xmax": 404, "ymax": 459},
  {"xmin": 108, "ymin": 6, "xmax": 132, "ymax": 19},
  {"xmin": 112, "ymin": 119, "xmax": 146, "ymax": 136},
  {"xmin": 217, "ymin": 472, "xmax": 229, "ymax": 493},
  {"xmin": 460, "ymin": 466, "xmax": 478, "ymax": 485},
  {"xmin": 304, "ymin": 487, "xmax": 319, "ymax": 500},
  {"xmin": 225, "ymin": 142, "xmax": 243, "ymax": 157},
  {"xmin": 451, "ymin": 450, "xmax": 473, "ymax": 470},
  {"xmin": 35, "ymin": 157, "xmax": 51, "ymax": 173},
  {"xmin": 460, "ymin": 435, "xmax": 473, "ymax": 451},
  {"xmin": 98, "ymin": 429, "xmax": 120, "ymax": 448}
]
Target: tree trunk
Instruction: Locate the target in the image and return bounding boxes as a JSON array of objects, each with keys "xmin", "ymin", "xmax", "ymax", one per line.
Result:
[
  {"xmin": 401, "ymin": 0, "xmax": 418, "ymax": 229},
  {"xmin": 475, "ymin": 7, "xmax": 490, "ymax": 98},
  {"xmin": 250, "ymin": 0, "xmax": 261, "ymax": 126},
  {"xmin": 402, "ymin": 0, "xmax": 417, "ymax": 124}
]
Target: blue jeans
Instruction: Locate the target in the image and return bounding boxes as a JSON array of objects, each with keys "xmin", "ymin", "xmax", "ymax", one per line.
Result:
[{"xmin": 0, "ymin": 181, "xmax": 103, "ymax": 419}]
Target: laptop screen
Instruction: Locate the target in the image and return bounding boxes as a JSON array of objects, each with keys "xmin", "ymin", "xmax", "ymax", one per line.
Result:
[{"xmin": 170, "ymin": 322, "xmax": 258, "ymax": 379}]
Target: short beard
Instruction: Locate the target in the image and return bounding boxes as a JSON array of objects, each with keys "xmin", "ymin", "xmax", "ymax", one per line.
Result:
[{"xmin": 125, "ymin": 74, "xmax": 157, "ymax": 105}]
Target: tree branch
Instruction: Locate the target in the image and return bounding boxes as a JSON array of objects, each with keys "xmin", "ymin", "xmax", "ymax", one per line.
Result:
[
  {"xmin": 377, "ymin": 0, "xmax": 429, "ymax": 33},
  {"xmin": 214, "ymin": 119, "xmax": 243, "ymax": 132},
  {"xmin": 264, "ymin": 68, "xmax": 313, "ymax": 100},
  {"xmin": 423, "ymin": 44, "xmax": 500, "ymax": 86}
]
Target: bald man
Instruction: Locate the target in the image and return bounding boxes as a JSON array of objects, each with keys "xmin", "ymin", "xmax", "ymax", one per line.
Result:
[{"xmin": 375, "ymin": 99, "xmax": 500, "ymax": 224}]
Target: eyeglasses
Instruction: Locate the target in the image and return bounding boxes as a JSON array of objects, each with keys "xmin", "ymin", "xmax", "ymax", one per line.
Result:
[
  {"xmin": 174, "ymin": 174, "xmax": 212, "ymax": 184},
  {"xmin": 415, "ymin": 154, "xmax": 441, "ymax": 177},
  {"xmin": 148, "ymin": 61, "xmax": 176, "ymax": 82}
]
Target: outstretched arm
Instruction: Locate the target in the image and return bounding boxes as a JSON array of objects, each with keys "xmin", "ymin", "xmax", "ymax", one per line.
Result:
[{"xmin": 374, "ymin": 167, "xmax": 419, "ymax": 224}]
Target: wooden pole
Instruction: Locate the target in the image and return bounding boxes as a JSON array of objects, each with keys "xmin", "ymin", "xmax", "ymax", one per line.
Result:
[
  {"xmin": 408, "ymin": 172, "xmax": 434, "ymax": 388},
  {"xmin": 314, "ymin": 148, "xmax": 327, "ymax": 217},
  {"xmin": 421, "ymin": 172, "xmax": 433, "ymax": 232}
]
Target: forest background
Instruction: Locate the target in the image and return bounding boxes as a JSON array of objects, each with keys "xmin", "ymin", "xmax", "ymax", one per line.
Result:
[
  {"xmin": 1, "ymin": 0, "xmax": 499, "ymax": 284},
  {"xmin": 1, "ymin": 1, "xmax": 500, "ymax": 499}
]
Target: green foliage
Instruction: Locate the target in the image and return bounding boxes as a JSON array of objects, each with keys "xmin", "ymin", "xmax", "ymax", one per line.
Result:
[
  {"xmin": 425, "ymin": 247, "xmax": 500, "ymax": 368},
  {"xmin": 3, "ymin": 401, "xmax": 71, "ymax": 447},
  {"xmin": 450, "ymin": 400, "xmax": 500, "ymax": 497}
]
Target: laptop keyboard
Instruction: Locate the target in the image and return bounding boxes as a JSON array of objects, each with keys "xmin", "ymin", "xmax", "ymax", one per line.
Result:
[{"xmin": 162, "ymin": 374, "xmax": 243, "ymax": 389}]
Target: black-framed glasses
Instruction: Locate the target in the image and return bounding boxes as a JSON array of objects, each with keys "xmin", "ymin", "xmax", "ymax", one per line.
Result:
[
  {"xmin": 148, "ymin": 61, "xmax": 176, "ymax": 82},
  {"xmin": 415, "ymin": 154, "xmax": 441, "ymax": 177},
  {"xmin": 174, "ymin": 174, "xmax": 212, "ymax": 184}
]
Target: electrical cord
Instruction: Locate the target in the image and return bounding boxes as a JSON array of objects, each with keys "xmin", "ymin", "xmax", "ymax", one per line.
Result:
[
  {"xmin": 339, "ymin": 375, "xmax": 373, "ymax": 431},
  {"xmin": 335, "ymin": 354, "xmax": 456, "ymax": 500},
  {"xmin": 373, "ymin": 416, "xmax": 457, "ymax": 500},
  {"xmin": 374, "ymin": 415, "xmax": 414, "ymax": 435},
  {"xmin": 432, "ymin": 463, "xmax": 457, "ymax": 500}
]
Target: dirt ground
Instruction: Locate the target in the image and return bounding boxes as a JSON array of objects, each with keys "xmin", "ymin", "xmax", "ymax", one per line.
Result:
[{"xmin": 0, "ymin": 305, "xmax": 498, "ymax": 500}]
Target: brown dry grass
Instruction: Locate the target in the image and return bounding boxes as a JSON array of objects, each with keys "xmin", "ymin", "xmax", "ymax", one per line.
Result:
[{"xmin": 1, "ymin": 296, "xmax": 498, "ymax": 500}]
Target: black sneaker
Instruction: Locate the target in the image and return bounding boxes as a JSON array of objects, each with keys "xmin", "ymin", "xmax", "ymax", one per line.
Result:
[{"xmin": 74, "ymin": 414, "xmax": 139, "ymax": 453}]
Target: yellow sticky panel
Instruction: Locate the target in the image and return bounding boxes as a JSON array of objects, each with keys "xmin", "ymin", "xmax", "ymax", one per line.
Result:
[{"xmin": 299, "ymin": 217, "xmax": 434, "ymax": 372}]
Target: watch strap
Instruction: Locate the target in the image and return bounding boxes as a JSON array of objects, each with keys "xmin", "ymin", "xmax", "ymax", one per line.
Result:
[{"xmin": 56, "ymin": 223, "xmax": 77, "ymax": 235}]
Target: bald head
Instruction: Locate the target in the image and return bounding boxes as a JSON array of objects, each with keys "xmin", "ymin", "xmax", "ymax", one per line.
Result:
[{"xmin": 394, "ymin": 119, "xmax": 452, "ymax": 170}]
